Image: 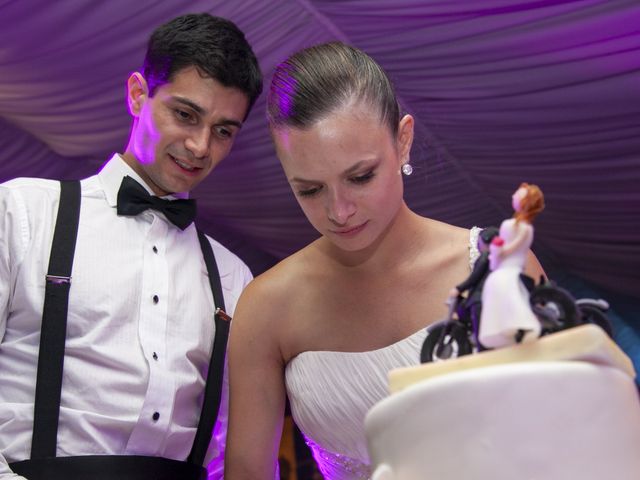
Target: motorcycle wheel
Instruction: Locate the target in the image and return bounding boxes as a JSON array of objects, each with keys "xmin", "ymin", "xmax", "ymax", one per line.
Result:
[{"xmin": 420, "ymin": 322, "xmax": 473, "ymax": 363}]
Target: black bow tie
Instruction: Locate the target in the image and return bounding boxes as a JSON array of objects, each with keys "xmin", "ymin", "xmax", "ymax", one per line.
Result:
[{"xmin": 116, "ymin": 176, "xmax": 196, "ymax": 230}]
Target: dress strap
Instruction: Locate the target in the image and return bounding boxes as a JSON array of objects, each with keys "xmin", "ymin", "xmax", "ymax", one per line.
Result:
[{"xmin": 468, "ymin": 226, "xmax": 482, "ymax": 271}]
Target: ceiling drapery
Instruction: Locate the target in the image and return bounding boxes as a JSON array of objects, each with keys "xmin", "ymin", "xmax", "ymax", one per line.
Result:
[{"xmin": 1, "ymin": 0, "xmax": 639, "ymax": 304}]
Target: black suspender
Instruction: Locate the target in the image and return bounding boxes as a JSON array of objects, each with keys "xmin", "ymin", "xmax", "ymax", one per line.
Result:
[
  {"xmin": 189, "ymin": 230, "xmax": 229, "ymax": 465},
  {"xmin": 30, "ymin": 180, "xmax": 229, "ymax": 465},
  {"xmin": 31, "ymin": 180, "xmax": 81, "ymax": 459}
]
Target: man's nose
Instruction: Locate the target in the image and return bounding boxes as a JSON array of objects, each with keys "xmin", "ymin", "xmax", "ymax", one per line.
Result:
[{"xmin": 185, "ymin": 128, "xmax": 210, "ymax": 159}]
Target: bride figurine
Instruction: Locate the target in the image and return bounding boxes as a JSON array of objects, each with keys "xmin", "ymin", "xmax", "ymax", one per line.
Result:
[{"xmin": 478, "ymin": 183, "xmax": 545, "ymax": 348}]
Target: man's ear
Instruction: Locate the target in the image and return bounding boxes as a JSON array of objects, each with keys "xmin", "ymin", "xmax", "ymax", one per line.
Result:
[
  {"xmin": 397, "ymin": 114, "xmax": 415, "ymax": 165},
  {"xmin": 127, "ymin": 72, "xmax": 149, "ymax": 117}
]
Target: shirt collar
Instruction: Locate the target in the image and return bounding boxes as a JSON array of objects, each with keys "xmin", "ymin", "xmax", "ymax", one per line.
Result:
[{"xmin": 97, "ymin": 154, "xmax": 189, "ymax": 207}]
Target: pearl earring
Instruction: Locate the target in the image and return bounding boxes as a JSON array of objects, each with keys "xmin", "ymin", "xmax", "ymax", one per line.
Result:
[{"xmin": 401, "ymin": 163, "xmax": 413, "ymax": 176}]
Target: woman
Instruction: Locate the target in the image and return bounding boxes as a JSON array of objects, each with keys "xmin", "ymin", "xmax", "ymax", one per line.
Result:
[
  {"xmin": 479, "ymin": 183, "xmax": 545, "ymax": 348},
  {"xmin": 225, "ymin": 42, "xmax": 544, "ymax": 479}
]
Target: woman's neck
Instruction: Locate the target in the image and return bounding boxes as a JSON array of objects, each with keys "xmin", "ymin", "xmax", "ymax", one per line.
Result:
[{"xmin": 317, "ymin": 204, "xmax": 429, "ymax": 274}]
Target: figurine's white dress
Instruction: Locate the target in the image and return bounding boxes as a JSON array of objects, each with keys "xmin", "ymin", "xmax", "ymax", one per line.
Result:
[
  {"xmin": 478, "ymin": 218, "xmax": 540, "ymax": 348},
  {"xmin": 284, "ymin": 228, "xmax": 481, "ymax": 480}
]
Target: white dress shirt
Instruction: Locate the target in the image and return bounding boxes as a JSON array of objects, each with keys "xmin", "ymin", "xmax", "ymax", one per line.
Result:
[{"xmin": 0, "ymin": 154, "xmax": 252, "ymax": 479}]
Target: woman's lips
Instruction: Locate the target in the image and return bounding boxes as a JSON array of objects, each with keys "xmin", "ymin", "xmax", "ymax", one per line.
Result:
[{"xmin": 331, "ymin": 221, "xmax": 368, "ymax": 237}]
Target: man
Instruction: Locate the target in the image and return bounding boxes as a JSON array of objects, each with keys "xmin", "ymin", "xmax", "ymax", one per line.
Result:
[{"xmin": 0, "ymin": 13, "xmax": 262, "ymax": 480}]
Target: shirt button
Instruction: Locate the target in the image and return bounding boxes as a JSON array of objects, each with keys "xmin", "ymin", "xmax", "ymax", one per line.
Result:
[
  {"xmin": 152, "ymin": 412, "xmax": 160, "ymax": 421},
  {"xmin": 152, "ymin": 246, "xmax": 158, "ymax": 253},
  {"xmin": 152, "ymin": 295, "xmax": 159, "ymax": 304},
  {"xmin": 152, "ymin": 352, "xmax": 158, "ymax": 361}
]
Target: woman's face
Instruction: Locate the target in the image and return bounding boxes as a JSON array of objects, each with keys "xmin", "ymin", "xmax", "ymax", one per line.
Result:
[{"xmin": 272, "ymin": 103, "xmax": 413, "ymax": 252}]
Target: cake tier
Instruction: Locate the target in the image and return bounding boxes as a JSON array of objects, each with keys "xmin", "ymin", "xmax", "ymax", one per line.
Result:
[
  {"xmin": 389, "ymin": 324, "xmax": 635, "ymax": 393},
  {"xmin": 365, "ymin": 361, "xmax": 640, "ymax": 480}
]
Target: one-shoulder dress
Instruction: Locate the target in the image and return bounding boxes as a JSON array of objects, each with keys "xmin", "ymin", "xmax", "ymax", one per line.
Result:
[{"xmin": 284, "ymin": 227, "xmax": 481, "ymax": 479}]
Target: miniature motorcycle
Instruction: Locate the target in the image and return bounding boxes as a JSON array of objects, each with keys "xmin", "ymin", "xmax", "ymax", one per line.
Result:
[
  {"xmin": 528, "ymin": 280, "xmax": 613, "ymax": 337},
  {"xmin": 419, "ymin": 294, "xmax": 476, "ymax": 363},
  {"xmin": 420, "ymin": 278, "xmax": 613, "ymax": 363}
]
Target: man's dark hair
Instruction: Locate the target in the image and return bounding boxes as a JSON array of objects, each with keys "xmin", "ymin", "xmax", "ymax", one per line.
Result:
[{"xmin": 143, "ymin": 13, "xmax": 263, "ymax": 117}]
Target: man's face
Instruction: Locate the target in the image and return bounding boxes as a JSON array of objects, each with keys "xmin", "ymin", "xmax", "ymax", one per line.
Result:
[{"xmin": 124, "ymin": 66, "xmax": 250, "ymax": 196}]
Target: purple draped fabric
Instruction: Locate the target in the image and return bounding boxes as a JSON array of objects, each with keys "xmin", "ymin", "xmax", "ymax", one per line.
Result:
[{"xmin": 1, "ymin": 0, "xmax": 638, "ymax": 301}]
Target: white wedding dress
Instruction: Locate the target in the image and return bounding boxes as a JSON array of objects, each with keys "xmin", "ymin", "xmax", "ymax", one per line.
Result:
[
  {"xmin": 479, "ymin": 218, "xmax": 540, "ymax": 348},
  {"xmin": 284, "ymin": 228, "xmax": 481, "ymax": 479}
]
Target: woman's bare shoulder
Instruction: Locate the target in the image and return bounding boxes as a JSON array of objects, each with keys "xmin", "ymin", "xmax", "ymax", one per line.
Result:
[
  {"xmin": 417, "ymin": 217, "xmax": 473, "ymax": 252},
  {"xmin": 250, "ymin": 246, "xmax": 311, "ymax": 291},
  {"xmin": 410, "ymin": 218, "xmax": 478, "ymax": 287},
  {"xmin": 231, "ymin": 244, "xmax": 323, "ymax": 361},
  {"xmin": 235, "ymin": 243, "xmax": 320, "ymax": 321}
]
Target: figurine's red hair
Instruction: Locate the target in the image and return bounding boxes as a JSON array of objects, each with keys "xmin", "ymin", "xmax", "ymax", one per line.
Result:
[{"xmin": 514, "ymin": 182, "xmax": 545, "ymax": 224}]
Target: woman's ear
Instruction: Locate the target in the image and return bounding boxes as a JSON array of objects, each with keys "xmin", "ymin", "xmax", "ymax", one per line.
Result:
[
  {"xmin": 127, "ymin": 72, "xmax": 149, "ymax": 117},
  {"xmin": 397, "ymin": 114, "xmax": 415, "ymax": 164}
]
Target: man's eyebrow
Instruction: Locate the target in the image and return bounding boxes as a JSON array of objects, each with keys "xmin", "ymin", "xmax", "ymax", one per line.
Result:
[
  {"xmin": 217, "ymin": 117, "xmax": 243, "ymax": 129},
  {"xmin": 173, "ymin": 97, "xmax": 205, "ymax": 114},
  {"xmin": 172, "ymin": 96, "xmax": 243, "ymax": 128}
]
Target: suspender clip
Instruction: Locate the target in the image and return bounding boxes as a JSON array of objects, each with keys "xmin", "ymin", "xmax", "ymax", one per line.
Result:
[
  {"xmin": 214, "ymin": 308, "xmax": 231, "ymax": 322},
  {"xmin": 46, "ymin": 275, "xmax": 71, "ymax": 285}
]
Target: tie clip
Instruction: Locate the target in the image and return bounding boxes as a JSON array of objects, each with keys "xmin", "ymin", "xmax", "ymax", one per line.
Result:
[
  {"xmin": 215, "ymin": 308, "xmax": 232, "ymax": 322},
  {"xmin": 46, "ymin": 274, "xmax": 71, "ymax": 285}
]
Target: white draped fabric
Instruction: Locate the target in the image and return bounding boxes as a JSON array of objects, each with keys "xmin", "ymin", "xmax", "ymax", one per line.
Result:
[{"xmin": 1, "ymin": 2, "xmax": 638, "ymax": 314}]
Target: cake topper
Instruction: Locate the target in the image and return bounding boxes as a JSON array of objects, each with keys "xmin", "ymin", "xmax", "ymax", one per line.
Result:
[
  {"xmin": 447, "ymin": 226, "xmax": 499, "ymax": 351},
  {"xmin": 420, "ymin": 183, "xmax": 613, "ymax": 363},
  {"xmin": 478, "ymin": 183, "xmax": 544, "ymax": 348}
]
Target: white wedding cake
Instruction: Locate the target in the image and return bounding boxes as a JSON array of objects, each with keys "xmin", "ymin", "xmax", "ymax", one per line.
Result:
[{"xmin": 364, "ymin": 324, "xmax": 640, "ymax": 480}]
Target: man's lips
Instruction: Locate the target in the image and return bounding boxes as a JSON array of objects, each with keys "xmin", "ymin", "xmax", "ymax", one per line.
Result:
[{"xmin": 169, "ymin": 154, "xmax": 201, "ymax": 173}]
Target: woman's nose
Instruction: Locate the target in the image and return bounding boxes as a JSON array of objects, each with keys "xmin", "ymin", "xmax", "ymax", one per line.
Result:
[{"xmin": 326, "ymin": 188, "xmax": 356, "ymax": 225}]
